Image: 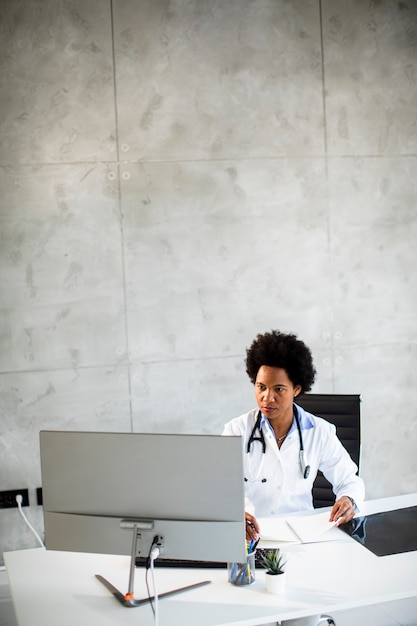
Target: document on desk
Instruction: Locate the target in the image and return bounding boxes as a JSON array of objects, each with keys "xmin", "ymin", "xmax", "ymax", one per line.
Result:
[{"xmin": 259, "ymin": 511, "xmax": 338, "ymax": 544}]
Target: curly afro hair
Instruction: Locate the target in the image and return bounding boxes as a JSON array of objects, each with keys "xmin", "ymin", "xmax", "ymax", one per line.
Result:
[{"xmin": 245, "ymin": 330, "xmax": 316, "ymax": 392}]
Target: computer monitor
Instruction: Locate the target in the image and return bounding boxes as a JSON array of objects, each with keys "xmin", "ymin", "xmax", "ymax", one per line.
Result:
[{"xmin": 39, "ymin": 431, "xmax": 247, "ymax": 565}]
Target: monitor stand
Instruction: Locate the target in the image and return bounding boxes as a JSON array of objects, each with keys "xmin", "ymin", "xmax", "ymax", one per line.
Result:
[{"xmin": 95, "ymin": 522, "xmax": 211, "ymax": 607}]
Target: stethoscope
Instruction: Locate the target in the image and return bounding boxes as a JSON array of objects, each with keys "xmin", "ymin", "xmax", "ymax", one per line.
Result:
[{"xmin": 244, "ymin": 407, "xmax": 311, "ymax": 483}]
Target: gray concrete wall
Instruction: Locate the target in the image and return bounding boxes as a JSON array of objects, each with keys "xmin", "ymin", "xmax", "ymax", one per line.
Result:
[{"xmin": 1, "ymin": 0, "xmax": 416, "ymax": 560}]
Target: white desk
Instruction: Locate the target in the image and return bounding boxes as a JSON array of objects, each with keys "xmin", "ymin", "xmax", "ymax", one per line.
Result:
[{"xmin": 5, "ymin": 494, "xmax": 417, "ymax": 626}]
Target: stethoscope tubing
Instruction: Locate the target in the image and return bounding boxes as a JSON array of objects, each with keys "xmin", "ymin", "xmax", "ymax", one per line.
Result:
[{"xmin": 245, "ymin": 407, "xmax": 311, "ymax": 482}]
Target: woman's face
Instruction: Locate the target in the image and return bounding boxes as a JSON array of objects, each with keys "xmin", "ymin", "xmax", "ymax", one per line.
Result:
[{"xmin": 254, "ymin": 365, "xmax": 301, "ymax": 424}]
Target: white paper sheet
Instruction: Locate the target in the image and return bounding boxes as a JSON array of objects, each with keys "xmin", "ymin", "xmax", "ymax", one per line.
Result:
[
  {"xmin": 259, "ymin": 511, "xmax": 337, "ymax": 544},
  {"xmin": 258, "ymin": 517, "xmax": 298, "ymax": 542}
]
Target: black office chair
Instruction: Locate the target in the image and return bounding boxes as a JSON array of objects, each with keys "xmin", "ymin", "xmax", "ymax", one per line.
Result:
[
  {"xmin": 295, "ymin": 393, "xmax": 361, "ymax": 508},
  {"xmin": 294, "ymin": 393, "xmax": 361, "ymax": 626}
]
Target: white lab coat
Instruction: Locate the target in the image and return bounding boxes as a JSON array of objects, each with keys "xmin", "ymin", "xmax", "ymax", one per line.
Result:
[{"xmin": 222, "ymin": 405, "xmax": 365, "ymax": 518}]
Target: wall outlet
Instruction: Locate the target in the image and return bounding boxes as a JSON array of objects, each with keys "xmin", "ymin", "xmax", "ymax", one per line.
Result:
[{"xmin": 0, "ymin": 489, "xmax": 29, "ymax": 509}]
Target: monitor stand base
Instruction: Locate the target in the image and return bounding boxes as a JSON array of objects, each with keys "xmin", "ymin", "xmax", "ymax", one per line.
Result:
[
  {"xmin": 95, "ymin": 522, "xmax": 211, "ymax": 607},
  {"xmin": 96, "ymin": 521, "xmax": 211, "ymax": 608},
  {"xmin": 95, "ymin": 574, "xmax": 211, "ymax": 607}
]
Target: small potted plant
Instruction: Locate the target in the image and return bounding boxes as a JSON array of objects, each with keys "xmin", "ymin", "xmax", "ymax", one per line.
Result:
[{"xmin": 258, "ymin": 548, "xmax": 287, "ymax": 594}]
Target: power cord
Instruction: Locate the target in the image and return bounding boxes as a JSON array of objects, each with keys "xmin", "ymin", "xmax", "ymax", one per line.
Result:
[
  {"xmin": 15, "ymin": 494, "xmax": 45, "ymax": 548},
  {"xmin": 145, "ymin": 536, "xmax": 161, "ymax": 626}
]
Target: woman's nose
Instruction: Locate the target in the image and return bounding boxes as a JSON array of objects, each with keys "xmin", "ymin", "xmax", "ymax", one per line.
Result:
[{"xmin": 262, "ymin": 388, "xmax": 274, "ymax": 401}]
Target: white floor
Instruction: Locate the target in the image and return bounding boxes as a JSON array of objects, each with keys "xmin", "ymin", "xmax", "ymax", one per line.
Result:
[
  {"xmin": 0, "ymin": 571, "xmax": 17, "ymax": 626},
  {"xmin": 1, "ymin": 568, "xmax": 416, "ymax": 626},
  {"xmin": 328, "ymin": 598, "xmax": 417, "ymax": 626}
]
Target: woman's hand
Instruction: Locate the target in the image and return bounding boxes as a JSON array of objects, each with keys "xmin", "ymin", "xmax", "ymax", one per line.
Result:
[
  {"xmin": 329, "ymin": 495, "xmax": 356, "ymax": 525},
  {"xmin": 245, "ymin": 513, "xmax": 260, "ymax": 540}
]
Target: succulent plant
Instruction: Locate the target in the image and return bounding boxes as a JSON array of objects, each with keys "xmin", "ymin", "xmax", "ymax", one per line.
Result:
[{"xmin": 258, "ymin": 548, "xmax": 287, "ymax": 575}]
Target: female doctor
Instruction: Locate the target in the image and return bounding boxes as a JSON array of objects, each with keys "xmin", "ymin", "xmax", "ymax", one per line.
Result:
[{"xmin": 222, "ymin": 330, "xmax": 365, "ymax": 541}]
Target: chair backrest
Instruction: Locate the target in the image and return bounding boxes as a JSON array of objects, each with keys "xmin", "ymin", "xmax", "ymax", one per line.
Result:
[{"xmin": 295, "ymin": 393, "xmax": 361, "ymax": 508}]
